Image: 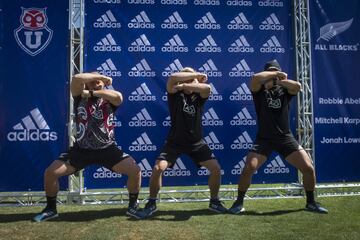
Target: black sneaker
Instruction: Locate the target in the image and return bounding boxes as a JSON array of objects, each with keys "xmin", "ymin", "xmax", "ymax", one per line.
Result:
[
  {"xmin": 143, "ymin": 201, "xmax": 157, "ymax": 218},
  {"xmin": 228, "ymin": 201, "xmax": 245, "ymax": 214},
  {"xmin": 209, "ymin": 199, "xmax": 227, "ymax": 213},
  {"xmin": 126, "ymin": 204, "xmax": 146, "ymax": 219},
  {"xmin": 305, "ymin": 202, "xmax": 328, "ymax": 214},
  {"xmin": 33, "ymin": 208, "xmax": 58, "ymax": 222}
]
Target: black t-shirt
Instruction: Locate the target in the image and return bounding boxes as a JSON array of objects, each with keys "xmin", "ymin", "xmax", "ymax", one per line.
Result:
[
  {"xmin": 166, "ymin": 91, "xmax": 207, "ymax": 146},
  {"xmin": 252, "ymin": 85, "xmax": 294, "ymax": 139}
]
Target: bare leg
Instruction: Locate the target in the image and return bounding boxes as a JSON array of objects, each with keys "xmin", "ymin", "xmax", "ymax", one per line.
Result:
[
  {"xmin": 44, "ymin": 160, "xmax": 76, "ymax": 197},
  {"xmin": 200, "ymin": 159, "xmax": 221, "ymax": 199},
  {"xmin": 238, "ymin": 152, "xmax": 267, "ymax": 191},
  {"xmin": 112, "ymin": 157, "xmax": 141, "ymax": 194},
  {"xmin": 149, "ymin": 160, "xmax": 169, "ymax": 199}
]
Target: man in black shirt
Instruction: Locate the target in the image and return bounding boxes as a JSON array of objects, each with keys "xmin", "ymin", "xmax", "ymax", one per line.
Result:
[
  {"xmin": 229, "ymin": 60, "xmax": 328, "ymax": 214},
  {"xmin": 143, "ymin": 67, "xmax": 227, "ymax": 217},
  {"xmin": 33, "ymin": 72, "xmax": 145, "ymax": 221}
]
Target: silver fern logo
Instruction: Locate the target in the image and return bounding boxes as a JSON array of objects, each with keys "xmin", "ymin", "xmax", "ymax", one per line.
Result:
[{"xmin": 317, "ymin": 18, "xmax": 353, "ymax": 42}]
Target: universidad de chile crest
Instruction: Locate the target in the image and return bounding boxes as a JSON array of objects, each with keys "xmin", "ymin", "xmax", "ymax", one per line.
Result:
[{"xmin": 14, "ymin": 7, "xmax": 53, "ymax": 56}]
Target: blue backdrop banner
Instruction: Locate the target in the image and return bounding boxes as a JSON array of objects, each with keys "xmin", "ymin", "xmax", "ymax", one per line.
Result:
[
  {"xmin": 83, "ymin": 0, "xmax": 298, "ymax": 188},
  {"xmin": 310, "ymin": 0, "xmax": 360, "ymax": 182},
  {"xmin": 0, "ymin": 1, "xmax": 68, "ymax": 191}
]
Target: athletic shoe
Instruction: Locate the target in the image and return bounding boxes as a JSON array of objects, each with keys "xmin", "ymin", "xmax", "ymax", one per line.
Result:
[
  {"xmin": 143, "ymin": 201, "xmax": 157, "ymax": 218},
  {"xmin": 209, "ymin": 199, "xmax": 227, "ymax": 213},
  {"xmin": 228, "ymin": 201, "xmax": 245, "ymax": 214},
  {"xmin": 305, "ymin": 202, "xmax": 328, "ymax": 214},
  {"xmin": 33, "ymin": 208, "xmax": 58, "ymax": 222},
  {"xmin": 126, "ymin": 204, "xmax": 146, "ymax": 219}
]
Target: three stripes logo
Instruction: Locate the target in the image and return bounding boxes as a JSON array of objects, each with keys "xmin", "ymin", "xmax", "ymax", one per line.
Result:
[
  {"xmin": 258, "ymin": 0, "xmax": 284, "ymax": 7},
  {"xmin": 93, "ymin": 167, "xmax": 122, "ymax": 179},
  {"xmin": 162, "ymin": 115, "xmax": 171, "ymax": 127},
  {"xmin": 129, "ymin": 132, "xmax": 157, "ymax": 151},
  {"xmin": 228, "ymin": 13, "xmax": 253, "ymax": 30},
  {"xmin": 264, "ymin": 155, "xmax": 290, "ymax": 174},
  {"xmin": 208, "ymin": 83, "xmax": 223, "ymax": 101},
  {"xmin": 128, "ymin": 34, "xmax": 155, "ymax": 52},
  {"xmin": 260, "ymin": 35, "xmax": 285, "ymax": 53},
  {"xmin": 229, "ymin": 83, "xmax": 253, "ymax": 101},
  {"xmin": 162, "ymin": 34, "xmax": 188, "ymax": 52},
  {"xmin": 204, "ymin": 131, "xmax": 224, "ymax": 150},
  {"xmin": 138, "ymin": 158, "xmax": 153, "ymax": 177},
  {"xmin": 128, "ymin": 82, "xmax": 156, "ymax": 101},
  {"xmin": 129, "ymin": 108, "xmax": 156, "ymax": 127},
  {"xmin": 93, "ymin": 33, "xmax": 121, "ymax": 52},
  {"xmin": 162, "ymin": 59, "xmax": 184, "ymax": 77},
  {"xmin": 231, "ymin": 131, "xmax": 253, "ymax": 149},
  {"xmin": 111, "ymin": 115, "xmax": 122, "ymax": 127},
  {"xmin": 230, "ymin": 107, "xmax": 256, "ymax": 126},
  {"xmin": 198, "ymin": 59, "xmax": 222, "ymax": 77},
  {"xmin": 229, "ymin": 59, "xmax": 254, "ymax": 77},
  {"xmin": 93, "ymin": 10, "xmax": 121, "ymax": 28},
  {"xmin": 259, "ymin": 13, "xmax": 284, "ymax": 31},
  {"xmin": 164, "ymin": 158, "xmax": 191, "ymax": 177},
  {"xmin": 228, "ymin": 35, "xmax": 254, "ymax": 53},
  {"xmin": 128, "ymin": 0, "xmax": 155, "ymax": 4},
  {"xmin": 161, "ymin": 11, "xmax": 188, "ymax": 29},
  {"xmin": 195, "ymin": 12, "xmax": 221, "ymax": 30},
  {"xmin": 195, "ymin": 35, "xmax": 221, "ymax": 53},
  {"xmin": 231, "ymin": 156, "xmax": 258, "ymax": 175},
  {"xmin": 160, "ymin": 0, "xmax": 187, "ymax": 5},
  {"xmin": 202, "ymin": 108, "xmax": 223, "ymax": 126},
  {"xmin": 128, "ymin": 58, "xmax": 155, "ymax": 77},
  {"xmin": 227, "ymin": 0, "xmax": 252, "ymax": 6},
  {"xmin": 96, "ymin": 58, "xmax": 121, "ymax": 77},
  {"xmin": 7, "ymin": 108, "xmax": 57, "ymax": 141},
  {"xmin": 197, "ymin": 166, "xmax": 224, "ymax": 176},
  {"xmin": 128, "ymin": 11, "xmax": 155, "ymax": 29}
]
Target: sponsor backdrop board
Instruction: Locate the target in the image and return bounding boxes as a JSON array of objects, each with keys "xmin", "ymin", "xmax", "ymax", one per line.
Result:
[
  {"xmin": 0, "ymin": 1, "xmax": 68, "ymax": 191},
  {"xmin": 310, "ymin": 0, "xmax": 360, "ymax": 182},
  {"xmin": 83, "ymin": 0, "xmax": 298, "ymax": 188}
]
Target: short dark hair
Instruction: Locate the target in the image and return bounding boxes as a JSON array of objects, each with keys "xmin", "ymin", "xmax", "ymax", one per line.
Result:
[{"xmin": 264, "ymin": 59, "xmax": 281, "ymax": 71}]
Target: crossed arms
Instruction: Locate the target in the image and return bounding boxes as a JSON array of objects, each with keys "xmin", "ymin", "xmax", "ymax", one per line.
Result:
[{"xmin": 167, "ymin": 71, "xmax": 211, "ymax": 98}]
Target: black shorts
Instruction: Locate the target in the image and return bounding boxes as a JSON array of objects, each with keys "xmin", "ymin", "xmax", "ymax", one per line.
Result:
[
  {"xmin": 157, "ymin": 140, "xmax": 216, "ymax": 168},
  {"xmin": 58, "ymin": 144, "xmax": 130, "ymax": 171},
  {"xmin": 249, "ymin": 134, "xmax": 303, "ymax": 159}
]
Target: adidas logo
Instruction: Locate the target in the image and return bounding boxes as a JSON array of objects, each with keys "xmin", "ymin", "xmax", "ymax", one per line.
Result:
[
  {"xmin": 204, "ymin": 131, "xmax": 224, "ymax": 150},
  {"xmin": 202, "ymin": 108, "xmax": 223, "ymax": 126},
  {"xmin": 161, "ymin": 11, "xmax": 188, "ymax": 29},
  {"xmin": 231, "ymin": 131, "xmax": 253, "ymax": 149},
  {"xmin": 229, "ymin": 59, "xmax": 254, "ymax": 77},
  {"xmin": 231, "ymin": 156, "xmax": 258, "ymax": 175},
  {"xmin": 258, "ymin": 0, "xmax": 284, "ymax": 7},
  {"xmin": 264, "ymin": 155, "xmax": 290, "ymax": 174},
  {"xmin": 228, "ymin": 35, "xmax": 254, "ymax": 53},
  {"xmin": 228, "ymin": 12, "xmax": 253, "ymax": 30},
  {"xmin": 7, "ymin": 108, "xmax": 58, "ymax": 142},
  {"xmin": 129, "ymin": 132, "xmax": 157, "ymax": 151},
  {"xmin": 162, "ymin": 92, "xmax": 168, "ymax": 101},
  {"xmin": 230, "ymin": 107, "xmax": 256, "ymax": 126},
  {"xmin": 162, "ymin": 34, "xmax": 188, "ymax": 52},
  {"xmin": 162, "ymin": 58, "xmax": 184, "ymax": 77},
  {"xmin": 94, "ymin": 0, "xmax": 121, "ymax": 4},
  {"xmin": 96, "ymin": 58, "xmax": 121, "ymax": 77},
  {"xmin": 195, "ymin": 35, "xmax": 221, "ymax": 53},
  {"xmin": 128, "ymin": 58, "xmax": 156, "ymax": 77},
  {"xmin": 260, "ymin": 35, "xmax": 285, "ymax": 53},
  {"xmin": 229, "ymin": 83, "xmax": 253, "ymax": 101},
  {"xmin": 129, "ymin": 108, "xmax": 156, "ymax": 127},
  {"xmin": 128, "ymin": 0, "xmax": 155, "ymax": 4},
  {"xmin": 93, "ymin": 167, "xmax": 122, "ymax": 179},
  {"xmin": 194, "ymin": 0, "xmax": 220, "ymax": 5},
  {"xmin": 93, "ymin": 33, "xmax": 121, "ymax": 52},
  {"xmin": 162, "ymin": 115, "xmax": 171, "ymax": 127},
  {"xmin": 198, "ymin": 59, "xmax": 222, "ymax": 77},
  {"xmin": 259, "ymin": 13, "xmax": 284, "ymax": 31},
  {"xmin": 138, "ymin": 158, "xmax": 153, "ymax": 177},
  {"xmin": 160, "ymin": 0, "xmax": 187, "ymax": 5},
  {"xmin": 93, "ymin": 10, "xmax": 121, "ymax": 28},
  {"xmin": 128, "ymin": 11, "xmax": 155, "ymax": 29},
  {"xmin": 227, "ymin": 0, "xmax": 252, "ymax": 6},
  {"xmin": 128, "ymin": 82, "xmax": 156, "ymax": 101},
  {"xmin": 197, "ymin": 166, "xmax": 224, "ymax": 176},
  {"xmin": 128, "ymin": 34, "xmax": 155, "ymax": 52},
  {"xmin": 110, "ymin": 115, "xmax": 122, "ymax": 127},
  {"xmin": 164, "ymin": 158, "xmax": 191, "ymax": 177},
  {"xmin": 208, "ymin": 83, "xmax": 223, "ymax": 101},
  {"xmin": 194, "ymin": 12, "xmax": 221, "ymax": 30}
]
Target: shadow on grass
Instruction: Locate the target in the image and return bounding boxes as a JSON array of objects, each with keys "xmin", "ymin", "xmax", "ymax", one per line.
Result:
[{"xmin": 0, "ymin": 208, "xmax": 305, "ymax": 223}]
